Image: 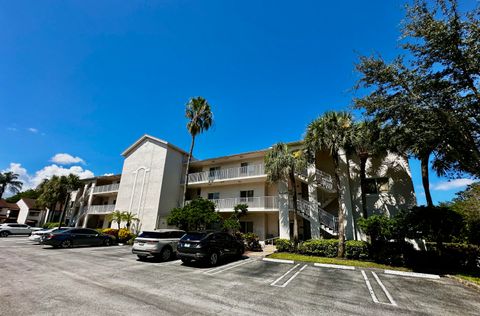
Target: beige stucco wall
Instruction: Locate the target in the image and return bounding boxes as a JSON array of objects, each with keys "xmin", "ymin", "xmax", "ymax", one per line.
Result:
[
  {"xmin": 16, "ymin": 199, "xmax": 29, "ymax": 225},
  {"xmin": 199, "ymin": 182, "xmax": 266, "ymax": 200}
]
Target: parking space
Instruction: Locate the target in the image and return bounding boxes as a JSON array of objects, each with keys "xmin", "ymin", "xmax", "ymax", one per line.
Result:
[{"xmin": 1, "ymin": 237, "xmax": 479, "ymax": 315}]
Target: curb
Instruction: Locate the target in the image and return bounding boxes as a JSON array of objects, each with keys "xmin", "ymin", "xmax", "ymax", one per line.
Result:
[
  {"xmin": 314, "ymin": 263, "xmax": 355, "ymax": 270},
  {"xmin": 263, "ymin": 258, "xmax": 295, "ymax": 264},
  {"xmin": 384, "ymin": 270, "xmax": 440, "ymax": 280},
  {"xmin": 447, "ymin": 275, "xmax": 480, "ymax": 292}
]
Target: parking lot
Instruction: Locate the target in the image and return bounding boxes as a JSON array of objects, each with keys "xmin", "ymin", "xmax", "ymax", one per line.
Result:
[{"xmin": 1, "ymin": 237, "xmax": 479, "ymax": 316}]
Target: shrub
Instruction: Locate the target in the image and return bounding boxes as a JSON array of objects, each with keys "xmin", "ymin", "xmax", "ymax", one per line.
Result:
[
  {"xmin": 242, "ymin": 233, "xmax": 262, "ymax": 251},
  {"xmin": 118, "ymin": 228, "xmax": 134, "ymax": 242},
  {"xmin": 275, "ymin": 238, "xmax": 293, "ymax": 252},
  {"xmin": 42, "ymin": 222, "xmax": 61, "ymax": 229},
  {"xmin": 345, "ymin": 240, "xmax": 369, "ymax": 260},
  {"xmin": 357, "ymin": 215, "xmax": 394, "ymax": 242},
  {"xmin": 102, "ymin": 228, "xmax": 119, "ymax": 239},
  {"xmin": 298, "ymin": 239, "xmax": 338, "ymax": 257},
  {"xmin": 410, "ymin": 242, "xmax": 480, "ymax": 272},
  {"xmin": 126, "ymin": 234, "xmax": 137, "ymax": 246}
]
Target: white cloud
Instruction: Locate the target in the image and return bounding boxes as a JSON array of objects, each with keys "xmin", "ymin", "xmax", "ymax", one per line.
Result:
[
  {"xmin": 431, "ymin": 178, "xmax": 475, "ymax": 191},
  {"xmin": 27, "ymin": 127, "xmax": 39, "ymax": 133},
  {"xmin": 103, "ymin": 173, "xmax": 114, "ymax": 176},
  {"xmin": 51, "ymin": 153, "xmax": 85, "ymax": 165},
  {"xmin": 2, "ymin": 162, "xmax": 94, "ymax": 191}
]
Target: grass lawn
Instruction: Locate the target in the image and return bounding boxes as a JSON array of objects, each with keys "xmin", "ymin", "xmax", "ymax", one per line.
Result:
[
  {"xmin": 268, "ymin": 252, "xmax": 411, "ymax": 271},
  {"xmin": 455, "ymin": 274, "xmax": 480, "ymax": 286}
]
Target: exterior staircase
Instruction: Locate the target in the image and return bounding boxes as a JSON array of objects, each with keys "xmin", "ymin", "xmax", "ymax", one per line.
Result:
[{"xmin": 290, "ymin": 198, "xmax": 338, "ymax": 236}]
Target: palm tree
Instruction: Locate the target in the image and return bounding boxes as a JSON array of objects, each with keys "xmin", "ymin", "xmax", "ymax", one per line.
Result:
[
  {"xmin": 305, "ymin": 111, "xmax": 353, "ymax": 258},
  {"xmin": 57, "ymin": 174, "xmax": 82, "ymax": 228},
  {"xmin": 182, "ymin": 97, "xmax": 214, "ymax": 206},
  {"xmin": 122, "ymin": 211, "xmax": 139, "ymax": 231},
  {"xmin": 108, "ymin": 210, "xmax": 124, "ymax": 230},
  {"xmin": 37, "ymin": 176, "xmax": 61, "ymax": 222},
  {"xmin": 350, "ymin": 120, "xmax": 384, "ymax": 219},
  {"xmin": 265, "ymin": 143, "xmax": 306, "ymax": 250},
  {"xmin": 0, "ymin": 172, "xmax": 23, "ymax": 199}
]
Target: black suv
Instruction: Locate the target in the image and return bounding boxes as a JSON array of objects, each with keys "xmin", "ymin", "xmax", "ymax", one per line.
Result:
[{"xmin": 177, "ymin": 231, "xmax": 244, "ymax": 266}]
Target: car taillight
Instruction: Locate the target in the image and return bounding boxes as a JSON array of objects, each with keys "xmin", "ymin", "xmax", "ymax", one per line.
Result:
[
  {"xmin": 146, "ymin": 240, "xmax": 158, "ymax": 244},
  {"xmin": 47, "ymin": 234, "xmax": 54, "ymax": 239}
]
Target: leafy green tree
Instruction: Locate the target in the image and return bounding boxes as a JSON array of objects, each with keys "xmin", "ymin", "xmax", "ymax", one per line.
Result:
[
  {"xmin": 350, "ymin": 120, "xmax": 385, "ymax": 219},
  {"xmin": 182, "ymin": 97, "xmax": 214, "ymax": 206},
  {"xmin": 108, "ymin": 210, "xmax": 125, "ymax": 230},
  {"xmin": 5, "ymin": 189, "xmax": 40, "ymax": 203},
  {"xmin": 305, "ymin": 111, "xmax": 353, "ymax": 257},
  {"xmin": 222, "ymin": 204, "xmax": 248, "ymax": 234},
  {"xmin": 447, "ymin": 182, "xmax": 480, "ymax": 244},
  {"xmin": 265, "ymin": 143, "xmax": 306, "ymax": 250},
  {"xmin": 168, "ymin": 198, "xmax": 221, "ymax": 231},
  {"xmin": 355, "ymin": 0, "xmax": 480, "ymax": 206},
  {"xmin": 0, "ymin": 171, "xmax": 23, "ymax": 199},
  {"xmin": 122, "ymin": 211, "xmax": 139, "ymax": 230}
]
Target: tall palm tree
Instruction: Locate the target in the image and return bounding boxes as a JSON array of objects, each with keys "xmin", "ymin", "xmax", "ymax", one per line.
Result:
[
  {"xmin": 0, "ymin": 172, "xmax": 23, "ymax": 199},
  {"xmin": 350, "ymin": 120, "xmax": 384, "ymax": 219},
  {"xmin": 108, "ymin": 210, "xmax": 125, "ymax": 230},
  {"xmin": 305, "ymin": 111, "xmax": 353, "ymax": 258},
  {"xmin": 265, "ymin": 143, "xmax": 306, "ymax": 250},
  {"xmin": 182, "ymin": 97, "xmax": 214, "ymax": 206},
  {"xmin": 122, "ymin": 211, "xmax": 139, "ymax": 231}
]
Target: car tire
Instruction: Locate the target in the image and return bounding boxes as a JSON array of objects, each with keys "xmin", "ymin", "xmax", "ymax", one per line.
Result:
[
  {"xmin": 181, "ymin": 258, "xmax": 192, "ymax": 264},
  {"xmin": 137, "ymin": 255, "xmax": 147, "ymax": 261},
  {"xmin": 159, "ymin": 247, "xmax": 172, "ymax": 262},
  {"xmin": 236, "ymin": 247, "xmax": 244, "ymax": 259},
  {"xmin": 208, "ymin": 252, "xmax": 219, "ymax": 266},
  {"xmin": 0, "ymin": 231, "xmax": 9, "ymax": 238},
  {"xmin": 103, "ymin": 238, "xmax": 112, "ymax": 246},
  {"xmin": 61, "ymin": 240, "xmax": 72, "ymax": 248}
]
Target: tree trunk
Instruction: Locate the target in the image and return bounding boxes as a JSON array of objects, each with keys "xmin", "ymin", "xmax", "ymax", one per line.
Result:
[
  {"xmin": 420, "ymin": 153, "xmax": 433, "ymax": 207},
  {"xmin": 333, "ymin": 154, "xmax": 345, "ymax": 258},
  {"xmin": 182, "ymin": 135, "xmax": 196, "ymax": 207},
  {"xmin": 359, "ymin": 156, "xmax": 368, "ymax": 219},
  {"xmin": 289, "ymin": 170, "xmax": 299, "ymax": 251},
  {"xmin": 0, "ymin": 184, "xmax": 5, "ymax": 199},
  {"xmin": 58, "ymin": 195, "xmax": 70, "ymax": 229}
]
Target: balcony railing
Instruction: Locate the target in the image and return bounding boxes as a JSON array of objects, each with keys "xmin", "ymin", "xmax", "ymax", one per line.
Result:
[
  {"xmin": 292, "ymin": 198, "xmax": 338, "ymax": 234},
  {"xmin": 187, "ymin": 196, "xmax": 279, "ymax": 211},
  {"xmin": 88, "ymin": 204, "xmax": 116, "ymax": 214},
  {"xmin": 187, "ymin": 164, "xmax": 265, "ymax": 184},
  {"xmin": 316, "ymin": 169, "xmax": 335, "ymax": 192},
  {"xmin": 93, "ymin": 183, "xmax": 120, "ymax": 194}
]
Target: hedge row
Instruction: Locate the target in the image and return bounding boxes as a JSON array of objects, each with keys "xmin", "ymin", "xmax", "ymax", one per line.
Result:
[{"xmin": 275, "ymin": 238, "xmax": 370, "ymax": 260}]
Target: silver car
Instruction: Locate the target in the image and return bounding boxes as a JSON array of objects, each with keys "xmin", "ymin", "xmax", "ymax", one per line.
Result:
[
  {"xmin": 0, "ymin": 223, "xmax": 42, "ymax": 237},
  {"xmin": 132, "ymin": 229, "xmax": 185, "ymax": 261}
]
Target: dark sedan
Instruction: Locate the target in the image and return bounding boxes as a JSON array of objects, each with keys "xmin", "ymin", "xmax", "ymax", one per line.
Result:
[
  {"xmin": 41, "ymin": 228, "xmax": 116, "ymax": 248},
  {"xmin": 177, "ymin": 231, "xmax": 244, "ymax": 266}
]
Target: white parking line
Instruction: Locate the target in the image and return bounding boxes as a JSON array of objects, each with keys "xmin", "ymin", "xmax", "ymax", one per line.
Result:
[
  {"xmin": 314, "ymin": 263, "xmax": 355, "ymax": 270},
  {"xmin": 280, "ymin": 265, "xmax": 308, "ymax": 288},
  {"xmin": 262, "ymin": 258, "xmax": 294, "ymax": 264},
  {"xmin": 372, "ymin": 272, "xmax": 397, "ymax": 306},
  {"xmin": 204, "ymin": 259, "xmax": 255, "ymax": 275},
  {"xmin": 361, "ymin": 270, "xmax": 379, "ymax": 304},
  {"xmin": 384, "ymin": 270, "xmax": 440, "ymax": 280},
  {"xmin": 270, "ymin": 264, "xmax": 301, "ymax": 287}
]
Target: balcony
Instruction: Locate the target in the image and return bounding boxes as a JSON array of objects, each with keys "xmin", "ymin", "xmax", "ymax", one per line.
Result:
[
  {"xmin": 87, "ymin": 204, "xmax": 116, "ymax": 214},
  {"xmin": 93, "ymin": 183, "xmax": 120, "ymax": 195},
  {"xmin": 187, "ymin": 164, "xmax": 266, "ymax": 185},
  {"xmin": 187, "ymin": 196, "xmax": 279, "ymax": 212},
  {"xmin": 316, "ymin": 169, "xmax": 335, "ymax": 192}
]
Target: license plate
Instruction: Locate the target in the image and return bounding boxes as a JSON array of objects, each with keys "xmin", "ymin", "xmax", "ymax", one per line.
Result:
[
  {"xmin": 138, "ymin": 243, "xmax": 145, "ymax": 246},
  {"xmin": 184, "ymin": 243, "xmax": 190, "ymax": 248}
]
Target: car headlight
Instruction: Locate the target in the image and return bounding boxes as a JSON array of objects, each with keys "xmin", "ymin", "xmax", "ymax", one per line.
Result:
[{"xmin": 193, "ymin": 244, "xmax": 203, "ymax": 249}]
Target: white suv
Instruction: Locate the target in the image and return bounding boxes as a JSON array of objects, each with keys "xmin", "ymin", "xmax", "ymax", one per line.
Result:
[
  {"xmin": 0, "ymin": 223, "xmax": 39, "ymax": 237},
  {"xmin": 132, "ymin": 229, "xmax": 185, "ymax": 261}
]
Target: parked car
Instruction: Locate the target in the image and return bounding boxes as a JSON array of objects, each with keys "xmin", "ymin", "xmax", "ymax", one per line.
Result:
[
  {"xmin": 177, "ymin": 231, "xmax": 244, "ymax": 266},
  {"xmin": 132, "ymin": 229, "xmax": 185, "ymax": 261},
  {"xmin": 41, "ymin": 228, "xmax": 116, "ymax": 248},
  {"xmin": 29, "ymin": 228, "xmax": 69, "ymax": 243},
  {"xmin": 0, "ymin": 223, "xmax": 42, "ymax": 237}
]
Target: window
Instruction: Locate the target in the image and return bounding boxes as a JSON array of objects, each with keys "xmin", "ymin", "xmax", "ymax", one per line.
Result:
[
  {"xmin": 240, "ymin": 221, "xmax": 254, "ymax": 233},
  {"xmin": 29, "ymin": 211, "xmax": 41, "ymax": 217},
  {"xmin": 240, "ymin": 190, "xmax": 254, "ymax": 202},
  {"xmin": 364, "ymin": 177, "xmax": 390, "ymax": 194},
  {"xmin": 208, "ymin": 192, "xmax": 220, "ymax": 200}
]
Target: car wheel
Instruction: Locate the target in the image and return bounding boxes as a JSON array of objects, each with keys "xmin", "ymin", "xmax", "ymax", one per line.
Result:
[
  {"xmin": 160, "ymin": 247, "xmax": 172, "ymax": 261},
  {"xmin": 137, "ymin": 255, "xmax": 147, "ymax": 261},
  {"xmin": 181, "ymin": 258, "xmax": 192, "ymax": 264},
  {"xmin": 208, "ymin": 252, "xmax": 219, "ymax": 266},
  {"xmin": 103, "ymin": 238, "xmax": 112, "ymax": 246},
  {"xmin": 61, "ymin": 240, "xmax": 72, "ymax": 248},
  {"xmin": 0, "ymin": 231, "xmax": 9, "ymax": 238},
  {"xmin": 236, "ymin": 247, "xmax": 244, "ymax": 259}
]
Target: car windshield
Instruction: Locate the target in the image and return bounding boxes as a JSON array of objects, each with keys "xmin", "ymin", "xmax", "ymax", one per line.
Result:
[
  {"xmin": 181, "ymin": 232, "xmax": 209, "ymax": 241},
  {"xmin": 138, "ymin": 231, "xmax": 171, "ymax": 239}
]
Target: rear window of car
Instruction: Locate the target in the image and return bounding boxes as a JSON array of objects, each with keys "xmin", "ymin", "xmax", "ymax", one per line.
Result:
[
  {"xmin": 181, "ymin": 232, "xmax": 209, "ymax": 241},
  {"xmin": 138, "ymin": 231, "xmax": 172, "ymax": 239}
]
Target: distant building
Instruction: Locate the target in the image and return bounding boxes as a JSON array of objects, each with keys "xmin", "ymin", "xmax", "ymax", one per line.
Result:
[
  {"xmin": 16, "ymin": 198, "xmax": 47, "ymax": 227},
  {"xmin": 0, "ymin": 199, "xmax": 21, "ymax": 224}
]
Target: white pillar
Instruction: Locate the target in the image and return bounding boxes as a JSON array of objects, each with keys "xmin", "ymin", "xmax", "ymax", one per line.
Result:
[
  {"xmin": 82, "ymin": 214, "xmax": 89, "ymax": 228},
  {"xmin": 308, "ymin": 164, "xmax": 321, "ymax": 239},
  {"xmin": 278, "ymin": 181, "xmax": 290, "ymax": 239}
]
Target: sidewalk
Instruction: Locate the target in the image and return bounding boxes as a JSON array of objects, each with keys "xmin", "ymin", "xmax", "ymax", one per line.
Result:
[{"xmin": 245, "ymin": 244, "xmax": 276, "ymax": 258}]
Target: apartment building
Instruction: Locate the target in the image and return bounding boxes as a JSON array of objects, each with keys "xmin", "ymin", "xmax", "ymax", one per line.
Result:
[{"xmin": 70, "ymin": 134, "xmax": 416, "ymax": 241}]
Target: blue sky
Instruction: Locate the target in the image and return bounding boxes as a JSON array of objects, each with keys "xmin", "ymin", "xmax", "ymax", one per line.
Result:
[{"xmin": 0, "ymin": 0, "xmax": 477, "ymax": 203}]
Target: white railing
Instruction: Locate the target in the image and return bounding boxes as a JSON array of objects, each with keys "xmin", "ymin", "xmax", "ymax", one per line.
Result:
[
  {"xmin": 291, "ymin": 198, "xmax": 338, "ymax": 234},
  {"xmin": 187, "ymin": 196, "xmax": 278, "ymax": 211},
  {"xmin": 88, "ymin": 204, "xmax": 116, "ymax": 214},
  {"xmin": 316, "ymin": 169, "xmax": 335, "ymax": 192},
  {"xmin": 187, "ymin": 164, "xmax": 265, "ymax": 183},
  {"xmin": 93, "ymin": 183, "xmax": 120, "ymax": 194}
]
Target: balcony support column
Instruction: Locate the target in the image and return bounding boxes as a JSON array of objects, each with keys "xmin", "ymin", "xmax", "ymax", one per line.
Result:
[
  {"xmin": 278, "ymin": 181, "xmax": 290, "ymax": 239},
  {"xmin": 308, "ymin": 164, "xmax": 321, "ymax": 239},
  {"xmin": 82, "ymin": 214, "xmax": 89, "ymax": 228}
]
